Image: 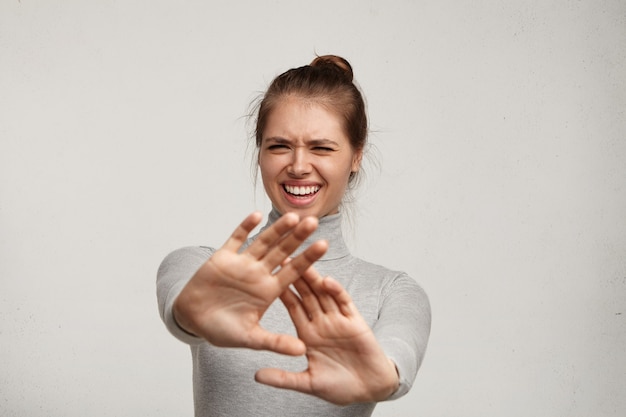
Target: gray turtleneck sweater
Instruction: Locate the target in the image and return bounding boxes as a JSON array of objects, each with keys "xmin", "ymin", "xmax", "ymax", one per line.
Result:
[{"xmin": 157, "ymin": 211, "xmax": 431, "ymax": 417}]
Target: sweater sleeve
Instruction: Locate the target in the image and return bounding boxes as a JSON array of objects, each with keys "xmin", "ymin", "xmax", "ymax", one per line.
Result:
[
  {"xmin": 374, "ymin": 273, "xmax": 431, "ymax": 400},
  {"xmin": 156, "ymin": 246, "xmax": 215, "ymax": 345}
]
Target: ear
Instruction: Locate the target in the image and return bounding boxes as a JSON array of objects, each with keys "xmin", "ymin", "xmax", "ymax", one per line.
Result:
[{"xmin": 351, "ymin": 149, "xmax": 363, "ymax": 173}]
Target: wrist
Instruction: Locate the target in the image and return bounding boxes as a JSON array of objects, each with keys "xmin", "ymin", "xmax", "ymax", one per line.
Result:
[
  {"xmin": 385, "ymin": 358, "xmax": 400, "ymax": 398},
  {"xmin": 172, "ymin": 298, "xmax": 198, "ymax": 337}
]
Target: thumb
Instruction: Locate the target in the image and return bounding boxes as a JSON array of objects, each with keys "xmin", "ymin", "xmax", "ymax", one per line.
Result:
[{"xmin": 247, "ymin": 326, "xmax": 305, "ymax": 356}]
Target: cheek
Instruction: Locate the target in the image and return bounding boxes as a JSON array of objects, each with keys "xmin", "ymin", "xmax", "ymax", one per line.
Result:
[
  {"xmin": 258, "ymin": 154, "xmax": 282, "ymax": 181},
  {"xmin": 258, "ymin": 152, "xmax": 271, "ymax": 174},
  {"xmin": 329, "ymin": 157, "xmax": 355, "ymax": 182}
]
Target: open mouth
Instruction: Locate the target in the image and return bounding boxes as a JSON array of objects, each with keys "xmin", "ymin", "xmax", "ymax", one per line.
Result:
[{"xmin": 283, "ymin": 184, "xmax": 320, "ymax": 197}]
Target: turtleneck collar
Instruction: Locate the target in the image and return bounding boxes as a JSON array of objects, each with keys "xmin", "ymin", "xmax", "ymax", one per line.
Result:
[{"xmin": 260, "ymin": 208, "xmax": 350, "ymax": 261}]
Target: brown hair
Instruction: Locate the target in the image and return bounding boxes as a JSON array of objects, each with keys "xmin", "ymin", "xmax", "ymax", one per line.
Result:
[{"xmin": 254, "ymin": 54, "xmax": 368, "ymax": 186}]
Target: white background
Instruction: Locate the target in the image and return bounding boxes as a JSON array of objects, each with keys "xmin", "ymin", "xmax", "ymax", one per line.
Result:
[{"xmin": 1, "ymin": 1, "xmax": 625, "ymax": 416}]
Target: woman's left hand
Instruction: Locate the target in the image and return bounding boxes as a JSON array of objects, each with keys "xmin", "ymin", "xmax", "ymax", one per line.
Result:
[{"xmin": 254, "ymin": 265, "xmax": 399, "ymax": 405}]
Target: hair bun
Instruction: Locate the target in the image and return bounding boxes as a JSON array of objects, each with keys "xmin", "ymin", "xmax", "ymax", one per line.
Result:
[{"xmin": 310, "ymin": 55, "xmax": 354, "ymax": 82}]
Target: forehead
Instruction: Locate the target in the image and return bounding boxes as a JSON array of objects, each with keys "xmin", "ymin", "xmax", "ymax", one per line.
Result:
[{"xmin": 263, "ymin": 97, "xmax": 348, "ymax": 143}]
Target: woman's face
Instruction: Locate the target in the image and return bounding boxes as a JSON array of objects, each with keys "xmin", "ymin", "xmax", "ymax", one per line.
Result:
[{"xmin": 259, "ymin": 96, "xmax": 362, "ymax": 219}]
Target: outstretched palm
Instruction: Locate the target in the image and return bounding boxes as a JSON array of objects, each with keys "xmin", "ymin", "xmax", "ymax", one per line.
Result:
[
  {"xmin": 255, "ymin": 266, "xmax": 399, "ymax": 404},
  {"xmin": 173, "ymin": 212, "xmax": 327, "ymax": 356}
]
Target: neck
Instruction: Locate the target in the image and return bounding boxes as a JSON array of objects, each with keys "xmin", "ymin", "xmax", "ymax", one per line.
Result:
[{"xmin": 264, "ymin": 208, "xmax": 350, "ymax": 260}]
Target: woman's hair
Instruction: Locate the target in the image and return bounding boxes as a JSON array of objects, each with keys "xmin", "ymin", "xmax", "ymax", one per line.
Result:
[{"xmin": 253, "ymin": 55, "xmax": 368, "ymax": 188}]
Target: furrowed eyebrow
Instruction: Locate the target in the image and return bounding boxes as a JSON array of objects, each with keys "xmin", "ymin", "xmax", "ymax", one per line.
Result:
[
  {"xmin": 308, "ymin": 139, "xmax": 339, "ymax": 147},
  {"xmin": 263, "ymin": 137, "xmax": 340, "ymax": 147},
  {"xmin": 264, "ymin": 137, "xmax": 291, "ymax": 145}
]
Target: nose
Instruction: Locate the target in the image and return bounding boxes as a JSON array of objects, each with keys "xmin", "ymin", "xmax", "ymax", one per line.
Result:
[{"xmin": 287, "ymin": 147, "xmax": 311, "ymax": 177}]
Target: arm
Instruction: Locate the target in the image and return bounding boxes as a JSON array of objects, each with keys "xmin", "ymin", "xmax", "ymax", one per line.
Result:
[
  {"xmin": 374, "ymin": 273, "xmax": 431, "ymax": 399},
  {"xmin": 157, "ymin": 245, "xmax": 213, "ymax": 345}
]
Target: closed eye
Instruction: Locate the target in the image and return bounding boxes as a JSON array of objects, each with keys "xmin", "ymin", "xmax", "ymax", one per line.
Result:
[
  {"xmin": 313, "ymin": 146, "xmax": 334, "ymax": 152},
  {"xmin": 267, "ymin": 144, "xmax": 290, "ymax": 150}
]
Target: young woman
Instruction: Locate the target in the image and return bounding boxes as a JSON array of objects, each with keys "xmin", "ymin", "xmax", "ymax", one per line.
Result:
[{"xmin": 157, "ymin": 55, "xmax": 431, "ymax": 416}]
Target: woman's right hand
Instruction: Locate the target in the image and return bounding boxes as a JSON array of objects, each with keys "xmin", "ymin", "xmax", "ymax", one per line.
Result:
[{"xmin": 172, "ymin": 211, "xmax": 327, "ymax": 356}]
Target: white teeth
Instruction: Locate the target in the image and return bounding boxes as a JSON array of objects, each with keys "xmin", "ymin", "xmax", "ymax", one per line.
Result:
[{"xmin": 284, "ymin": 185, "xmax": 320, "ymax": 196}]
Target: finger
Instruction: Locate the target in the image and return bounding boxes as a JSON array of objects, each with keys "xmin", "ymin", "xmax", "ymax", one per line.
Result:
[
  {"xmin": 279, "ymin": 285, "xmax": 310, "ymax": 329},
  {"xmin": 291, "ymin": 276, "xmax": 322, "ymax": 319},
  {"xmin": 246, "ymin": 326, "xmax": 306, "ymax": 356},
  {"xmin": 261, "ymin": 216, "xmax": 319, "ymax": 269},
  {"xmin": 244, "ymin": 212, "xmax": 300, "ymax": 259},
  {"xmin": 221, "ymin": 212, "xmax": 264, "ymax": 252},
  {"xmin": 255, "ymin": 368, "xmax": 311, "ymax": 394},
  {"xmin": 321, "ymin": 276, "xmax": 356, "ymax": 317},
  {"xmin": 300, "ymin": 266, "xmax": 340, "ymax": 314},
  {"xmin": 274, "ymin": 239, "xmax": 327, "ymax": 288}
]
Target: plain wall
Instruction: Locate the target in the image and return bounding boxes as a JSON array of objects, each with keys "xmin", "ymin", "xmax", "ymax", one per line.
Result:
[{"xmin": 1, "ymin": 1, "xmax": 625, "ymax": 416}]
